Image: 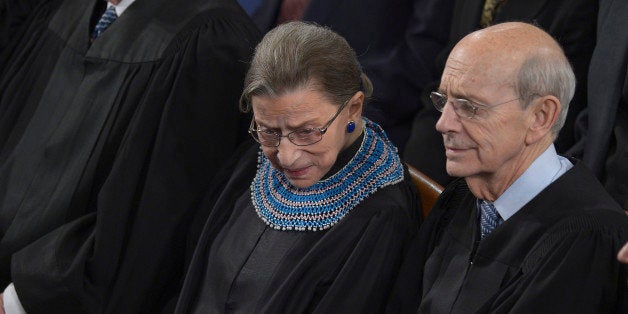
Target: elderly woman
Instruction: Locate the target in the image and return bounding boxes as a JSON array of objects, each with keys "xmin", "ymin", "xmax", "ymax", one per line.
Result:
[{"xmin": 174, "ymin": 21, "xmax": 421, "ymax": 313}]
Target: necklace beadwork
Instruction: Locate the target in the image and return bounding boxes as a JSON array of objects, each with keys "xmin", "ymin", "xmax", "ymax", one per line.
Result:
[{"xmin": 251, "ymin": 118, "xmax": 404, "ymax": 231}]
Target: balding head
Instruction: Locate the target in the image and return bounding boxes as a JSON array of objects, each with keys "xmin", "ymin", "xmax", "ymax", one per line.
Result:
[
  {"xmin": 459, "ymin": 22, "xmax": 564, "ymax": 56},
  {"xmin": 449, "ymin": 22, "xmax": 575, "ymax": 135}
]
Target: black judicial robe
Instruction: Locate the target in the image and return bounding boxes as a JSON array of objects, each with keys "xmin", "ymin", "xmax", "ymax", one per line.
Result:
[
  {"xmin": 418, "ymin": 163, "xmax": 628, "ymax": 313},
  {"xmin": 0, "ymin": 0, "xmax": 47, "ymax": 53},
  {"xmin": 0, "ymin": 0, "xmax": 260, "ymax": 312},
  {"xmin": 175, "ymin": 143, "xmax": 422, "ymax": 313}
]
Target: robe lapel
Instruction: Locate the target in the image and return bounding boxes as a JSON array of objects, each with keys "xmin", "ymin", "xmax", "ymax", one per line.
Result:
[
  {"xmin": 48, "ymin": 0, "xmax": 96, "ymax": 53},
  {"xmin": 81, "ymin": 0, "xmax": 239, "ymax": 62},
  {"xmin": 85, "ymin": 0, "xmax": 172, "ymax": 62}
]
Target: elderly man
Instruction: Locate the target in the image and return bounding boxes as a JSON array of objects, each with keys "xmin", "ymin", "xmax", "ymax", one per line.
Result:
[{"xmin": 417, "ymin": 22, "xmax": 628, "ymax": 312}]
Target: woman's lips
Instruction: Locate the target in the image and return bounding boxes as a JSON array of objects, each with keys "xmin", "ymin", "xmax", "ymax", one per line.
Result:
[{"xmin": 284, "ymin": 166, "xmax": 311, "ymax": 178}]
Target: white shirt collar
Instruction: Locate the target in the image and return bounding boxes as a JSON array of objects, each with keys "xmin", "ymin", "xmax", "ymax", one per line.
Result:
[
  {"xmin": 108, "ymin": 0, "xmax": 136, "ymax": 16},
  {"xmin": 492, "ymin": 144, "xmax": 573, "ymax": 221}
]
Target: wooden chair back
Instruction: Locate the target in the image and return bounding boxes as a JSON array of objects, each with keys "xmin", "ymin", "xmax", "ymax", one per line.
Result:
[{"xmin": 407, "ymin": 164, "xmax": 444, "ymax": 217}]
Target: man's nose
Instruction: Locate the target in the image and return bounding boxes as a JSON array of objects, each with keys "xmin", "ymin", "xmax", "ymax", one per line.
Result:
[{"xmin": 435, "ymin": 102, "xmax": 460, "ymax": 134}]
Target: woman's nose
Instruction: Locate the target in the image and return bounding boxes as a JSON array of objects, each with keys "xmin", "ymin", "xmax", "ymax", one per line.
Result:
[{"xmin": 276, "ymin": 140, "xmax": 302, "ymax": 167}]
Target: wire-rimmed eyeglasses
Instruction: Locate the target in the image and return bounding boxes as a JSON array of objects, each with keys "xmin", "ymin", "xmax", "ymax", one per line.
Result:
[
  {"xmin": 430, "ymin": 91, "xmax": 520, "ymax": 119},
  {"xmin": 249, "ymin": 98, "xmax": 350, "ymax": 147}
]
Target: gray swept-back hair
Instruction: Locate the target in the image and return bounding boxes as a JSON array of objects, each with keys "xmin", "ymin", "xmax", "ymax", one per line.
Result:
[
  {"xmin": 515, "ymin": 49, "xmax": 576, "ymax": 136},
  {"xmin": 239, "ymin": 21, "xmax": 373, "ymax": 112}
]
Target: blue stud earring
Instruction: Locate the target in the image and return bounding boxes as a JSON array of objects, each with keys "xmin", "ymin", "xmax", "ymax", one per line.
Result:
[{"xmin": 346, "ymin": 121, "xmax": 356, "ymax": 133}]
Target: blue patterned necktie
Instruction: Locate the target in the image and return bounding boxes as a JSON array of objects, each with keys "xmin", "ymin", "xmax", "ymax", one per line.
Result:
[
  {"xmin": 91, "ymin": 6, "xmax": 118, "ymax": 39},
  {"xmin": 479, "ymin": 200, "xmax": 503, "ymax": 240}
]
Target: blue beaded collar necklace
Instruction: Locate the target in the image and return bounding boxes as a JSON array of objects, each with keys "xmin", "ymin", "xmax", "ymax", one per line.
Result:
[{"xmin": 251, "ymin": 118, "xmax": 404, "ymax": 231}]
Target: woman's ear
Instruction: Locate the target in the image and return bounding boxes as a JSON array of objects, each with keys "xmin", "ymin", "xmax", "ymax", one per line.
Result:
[
  {"xmin": 525, "ymin": 95, "xmax": 560, "ymax": 145},
  {"xmin": 347, "ymin": 91, "xmax": 364, "ymax": 120}
]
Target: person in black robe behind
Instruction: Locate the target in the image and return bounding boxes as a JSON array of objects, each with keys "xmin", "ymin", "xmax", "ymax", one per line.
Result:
[
  {"xmin": 0, "ymin": 0, "xmax": 260, "ymax": 312},
  {"xmin": 414, "ymin": 22, "xmax": 628, "ymax": 312},
  {"xmin": 174, "ymin": 21, "xmax": 422, "ymax": 313},
  {"xmin": 567, "ymin": 0, "xmax": 628, "ymax": 210}
]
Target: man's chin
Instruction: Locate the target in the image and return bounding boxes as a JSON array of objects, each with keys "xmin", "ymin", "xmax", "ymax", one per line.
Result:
[{"xmin": 445, "ymin": 162, "xmax": 471, "ymax": 178}]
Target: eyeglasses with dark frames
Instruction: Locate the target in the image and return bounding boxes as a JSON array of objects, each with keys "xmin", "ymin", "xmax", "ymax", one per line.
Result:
[
  {"xmin": 249, "ymin": 98, "xmax": 350, "ymax": 147},
  {"xmin": 430, "ymin": 91, "xmax": 520, "ymax": 119}
]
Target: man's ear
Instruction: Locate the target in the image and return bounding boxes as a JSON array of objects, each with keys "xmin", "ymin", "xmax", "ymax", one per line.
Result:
[{"xmin": 525, "ymin": 95, "xmax": 560, "ymax": 145}]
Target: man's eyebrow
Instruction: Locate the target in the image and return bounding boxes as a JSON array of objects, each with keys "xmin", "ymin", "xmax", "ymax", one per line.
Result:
[{"xmin": 438, "ymin": 89, "xmax": 466, "ymax": 99}]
